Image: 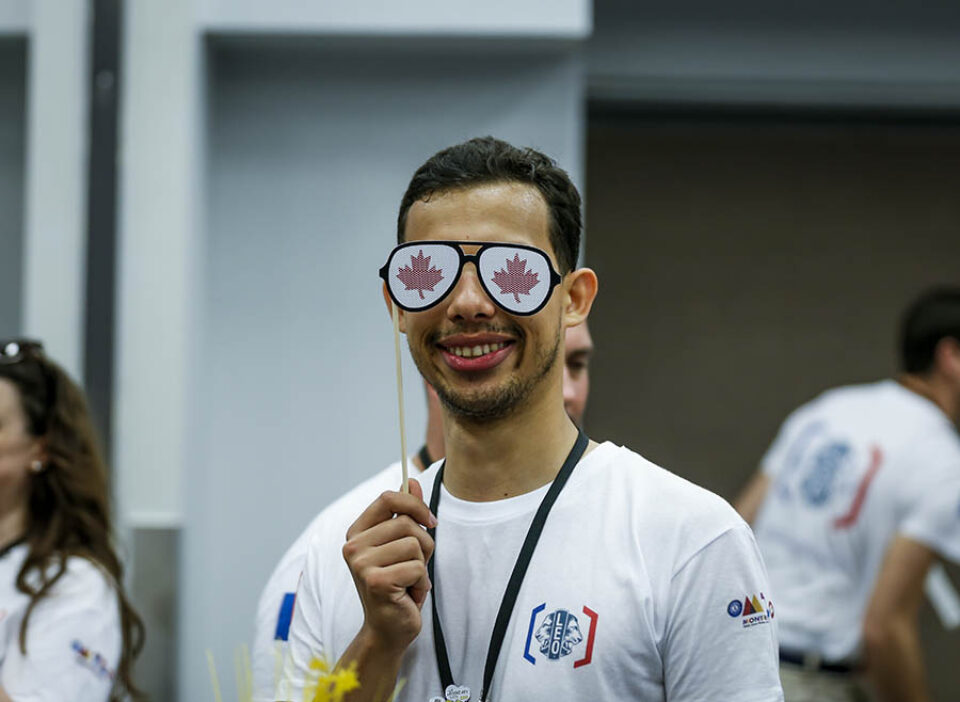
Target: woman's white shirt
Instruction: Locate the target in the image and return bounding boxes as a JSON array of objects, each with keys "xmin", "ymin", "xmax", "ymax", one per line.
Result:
[{"xmin": 0, "ymin": 543, "xmax": 122, "ymax": 702}]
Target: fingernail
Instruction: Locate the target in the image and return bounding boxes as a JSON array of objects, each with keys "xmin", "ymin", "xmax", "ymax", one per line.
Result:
[{"xmin": 429, "ymin": 512, "xmax": 438, "ymax": 527}]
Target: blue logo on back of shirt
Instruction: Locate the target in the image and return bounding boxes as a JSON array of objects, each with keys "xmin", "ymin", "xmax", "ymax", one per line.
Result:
[{"xmin": 801, "ymin": 442, "xmax": 851, "ymax": 506}]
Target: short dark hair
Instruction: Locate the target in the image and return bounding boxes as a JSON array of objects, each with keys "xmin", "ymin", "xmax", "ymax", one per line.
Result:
[
  {"xmin": 397, "ymin": 137, "xmax": 582, "ymax": 273},
  {"xmin": 900, "ymin": 286, "xmax": 960, "ymax": 374}
]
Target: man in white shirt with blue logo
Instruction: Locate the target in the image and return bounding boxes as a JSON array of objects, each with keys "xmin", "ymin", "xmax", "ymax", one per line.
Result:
[
  {"xmin": 279, "ymin": 137, "xmax": 782, "ymax": 702},
  {"xmin": 737, "ymin": 287, "xmax": 960, "ymax": 702}
]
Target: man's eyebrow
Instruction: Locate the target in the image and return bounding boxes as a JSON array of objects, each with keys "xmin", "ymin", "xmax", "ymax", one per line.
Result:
[{"xmin": 566, "ymin": 349, "xmax": 592, "ymax": 360}]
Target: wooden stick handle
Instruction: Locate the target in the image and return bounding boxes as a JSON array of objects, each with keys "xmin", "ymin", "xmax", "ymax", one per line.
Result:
[{"xmin": 392, "ymin": 302, "xmax": 409, "ymax": 493}]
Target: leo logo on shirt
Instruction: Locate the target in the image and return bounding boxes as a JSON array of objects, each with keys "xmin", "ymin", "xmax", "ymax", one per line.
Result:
[
  {"xmin": 71, "ymin": 639, "xmax": 115, "ymax": 681},
  {"xmin": 523, "ymin": 603, "xmax": 598, "ymax": 668},
  {"xmin": 727, "ymin": 593, "xmax": 774, "ymax": 629}
]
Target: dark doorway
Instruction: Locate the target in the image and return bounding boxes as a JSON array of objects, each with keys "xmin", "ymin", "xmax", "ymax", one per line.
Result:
[{"xmin": 585, "ymin": 111, "xmax": 960, "ymax": 697}]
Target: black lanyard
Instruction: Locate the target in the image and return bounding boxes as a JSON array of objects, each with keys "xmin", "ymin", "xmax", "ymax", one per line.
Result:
[
  {"xmin": 418, "ymin": 444, "xmax": 434, "ymax": 471},
  {"xmin": 427, "ymin": 429, "xmax": 588, "ymax": 701}
]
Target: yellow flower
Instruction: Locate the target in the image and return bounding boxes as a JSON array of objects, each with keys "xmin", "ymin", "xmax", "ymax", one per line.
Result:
[{"xmin": 303, "ymin": 656, "xmax": 360, "ymax": 702}]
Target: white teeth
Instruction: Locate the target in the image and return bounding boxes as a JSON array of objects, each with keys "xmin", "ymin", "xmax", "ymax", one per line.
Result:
[{"xmin": 447, "ymin": 342, "xmax": 507, "ymax": 358}]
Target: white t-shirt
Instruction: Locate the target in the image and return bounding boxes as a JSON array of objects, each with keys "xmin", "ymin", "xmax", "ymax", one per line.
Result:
[
  {"xmin": 754, "ymin": 379, "xmax": 960, "ymax": 661},
  {"xmin": 281, "ymin": 442, "xmax": 783, "ymax": 702},
  {"xmin": 0, "ymin": 542, "xmax": 122, "ymax": 702},
  {"xmin": 252, "ymin": 462, "xmax": 406, "ymax": 702}
]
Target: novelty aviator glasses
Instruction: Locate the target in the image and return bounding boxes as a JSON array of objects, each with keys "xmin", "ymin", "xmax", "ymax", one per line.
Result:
[{"xmin": 380, "ymin": 241, "xmax": 562, "ymax": 316}]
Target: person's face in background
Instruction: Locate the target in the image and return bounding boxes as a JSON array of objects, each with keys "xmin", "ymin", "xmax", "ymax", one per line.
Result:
[
  {"xmin": 0, "ymin": 378, "xmax": 42, "ymax": 519},
  {"xmin": 563, "ymin": 322, "xmax": 593, "ymax": 426}
]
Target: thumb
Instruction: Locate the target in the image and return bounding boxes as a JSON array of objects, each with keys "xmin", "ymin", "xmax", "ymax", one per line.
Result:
[{"xmin": 406, "ymin": 477, "xmax": 425, "ymax": 502}]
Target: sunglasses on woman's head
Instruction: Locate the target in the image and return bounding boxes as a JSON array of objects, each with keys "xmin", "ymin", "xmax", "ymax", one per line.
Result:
[
  {"xmin": 0, "ymin": 340, "xmax": 44, "ymax": 365},
  {"xmin": 379, "ymin": 241, "xmax": 562, "ymax": 316}
]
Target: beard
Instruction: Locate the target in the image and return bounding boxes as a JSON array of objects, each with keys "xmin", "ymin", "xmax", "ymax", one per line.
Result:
[{"xmin": 412, "ymin": 323, "xmax": 562, "ymax": 423}]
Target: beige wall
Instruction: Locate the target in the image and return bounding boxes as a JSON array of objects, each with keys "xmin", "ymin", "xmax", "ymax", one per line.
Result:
[{"xmin": 585, "ymin": 119, "xmax": 960, "ymax": 697}]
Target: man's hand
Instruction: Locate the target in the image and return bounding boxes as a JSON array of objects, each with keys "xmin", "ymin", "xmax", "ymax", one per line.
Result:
[{"xmin": 342, "ymin": 478, "xmax": 437, "ymax": 654}]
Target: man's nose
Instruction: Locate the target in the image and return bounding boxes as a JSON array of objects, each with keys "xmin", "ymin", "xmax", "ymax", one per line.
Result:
[{"xmin": 446, "ymin": 266, "xmax": 496, "ymax": 321}]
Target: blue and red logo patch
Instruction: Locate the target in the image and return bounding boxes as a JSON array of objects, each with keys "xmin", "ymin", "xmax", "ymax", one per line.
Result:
[
  {"xmin": 523, "ymin": 603, "xmax": 598, "ymax": 668},
  {"xmin": 727, "ymin": 593, "xmax": 774, "ymax": 628},
  {"xmin": 71, "ymin": 639, "xmax": 115, "ymax": 681}
]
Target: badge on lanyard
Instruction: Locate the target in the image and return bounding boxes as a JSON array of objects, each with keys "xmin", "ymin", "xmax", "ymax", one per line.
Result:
[{"xmin": 429, "ymin": 685, "xmax": 471, "ymax": 702}]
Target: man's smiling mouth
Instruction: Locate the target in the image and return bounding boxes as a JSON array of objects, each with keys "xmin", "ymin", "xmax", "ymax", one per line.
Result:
[
  {"xmin": 436, "ymin": 334, "xmax": 517, "ymax": 370},
  {"xmin": 444, "ymin": 341, "xmax": 509, "ymax": 358}
]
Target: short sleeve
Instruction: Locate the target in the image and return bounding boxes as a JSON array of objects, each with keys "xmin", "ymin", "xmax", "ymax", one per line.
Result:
[
  {"xmin": 899, "ymin": 466, "xmax": 960, "ymax": 564},
  {"xmin": 0, "ymin": 559, "xmax": 121, "ymax": 702},
  {"xmin": 276, "ymin": 535, "xmax": 327, "ymax": 702},
  {"xmin": 759, "ymin": 407, "xmax": 817, "ymax": 478},
  {"xmin": 662, "ymin": 525, "xmax": 783, "ymax": 702},
  {"xmin": 251, "ymin": 551, "xmax": 307, "ymax": 702}
]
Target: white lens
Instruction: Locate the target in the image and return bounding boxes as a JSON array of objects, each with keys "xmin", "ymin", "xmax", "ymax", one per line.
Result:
[
  {"xmin": 388, "ymin": 244, "xmax": 460, "ymax": 310},
  {"xmin": 478, "ymin": 246, "xmax": 552, "ymax": 314}
]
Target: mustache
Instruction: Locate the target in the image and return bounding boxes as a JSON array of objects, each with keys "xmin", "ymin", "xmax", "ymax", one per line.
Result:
[{"xmin": 428, "ymin": 322, "xmax": 524, "ymax": 345}]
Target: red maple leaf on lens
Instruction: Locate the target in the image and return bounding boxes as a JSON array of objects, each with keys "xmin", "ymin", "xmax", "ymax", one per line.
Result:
[
  {"xmin": 492, "ymin": 253, "xmax": 540, "ymax": 304},
  {"xmin": 396, "ymin": 250, "xmax": 445, "ymax": 300}
]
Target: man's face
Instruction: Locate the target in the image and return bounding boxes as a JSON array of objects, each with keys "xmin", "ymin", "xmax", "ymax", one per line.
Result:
[
  {"xmin": 399, "ymin": 183, "xmax": 565, "ymax": 422},
  {"xmin": 563, "ymin": 323, "xmax": 592, "ymax": 426}
]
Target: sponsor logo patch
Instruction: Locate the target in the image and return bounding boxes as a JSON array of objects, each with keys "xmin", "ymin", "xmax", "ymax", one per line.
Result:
[
  {"xmin": 71, "ymin": 639, "xmax": 115, "ymax": 681},
  {"xmin": 727, "ymin": 593, "xmax": 774, "ymax": 628}
]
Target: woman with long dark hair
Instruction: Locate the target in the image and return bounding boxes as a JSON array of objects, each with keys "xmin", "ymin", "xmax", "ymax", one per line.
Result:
[{"xmin": 0, "ymin": 339, "xmax": 144, "ymax": 701}]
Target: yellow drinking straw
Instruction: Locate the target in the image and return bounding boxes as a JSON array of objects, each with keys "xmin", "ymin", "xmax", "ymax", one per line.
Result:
[{"xmin": 206, "ymin": 649, "xmax": 224, "ymax": 702}]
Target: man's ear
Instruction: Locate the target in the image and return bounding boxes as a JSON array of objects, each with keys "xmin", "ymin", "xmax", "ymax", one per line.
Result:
[
  {"xmin": 382, "ymin": 282, "xmax": 407, "ymax": 333},
  {"xmin": 562, "ymin": 267, "xmax": 598, "ymax": 329},
  {"xmin": 935, "ymin": 336, "xmax": 960, "ymax": 380}
]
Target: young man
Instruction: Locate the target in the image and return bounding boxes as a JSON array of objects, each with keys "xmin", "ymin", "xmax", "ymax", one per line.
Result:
[
  {"xmin": 254, "ymin": 325, "xmax": 591, "ymax": 701},
  {"xmin": 280, "ymin": 138, "xmax": 781, "ymax": 702},
  {"xmin": 736, "ymin": 287, "xmax": 960, "ymax": 702}
]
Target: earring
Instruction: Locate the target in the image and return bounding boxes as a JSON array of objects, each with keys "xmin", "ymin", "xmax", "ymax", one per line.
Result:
[{"xmin": 30, "ymin": 460, "xmax": 44, "ymax": 473}]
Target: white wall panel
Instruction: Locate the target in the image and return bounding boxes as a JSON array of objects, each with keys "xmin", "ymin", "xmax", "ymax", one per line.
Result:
[
  {"xmin": 199, "ymin": 0, "xmax": 590, "ymax": 37},
  {"xmin": 115, "ymin": 0, "xmax": 204, "ymax": 527},
  {"xmin": 21, "ymin": 0, "xmax": 90, "ymax": 377},
  {"xmin": 0, "ymin": 0, "xmax": 29, "ymax": 35}
]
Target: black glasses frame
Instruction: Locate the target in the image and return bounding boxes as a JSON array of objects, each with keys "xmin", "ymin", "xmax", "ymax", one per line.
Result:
[
  {"xmin": 379, "ymin": 240, "xmax": 562, "ymax": 316},
  {"xmin": 0, "ymin": 339, "xmax": 44, "ymax": 365}
]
